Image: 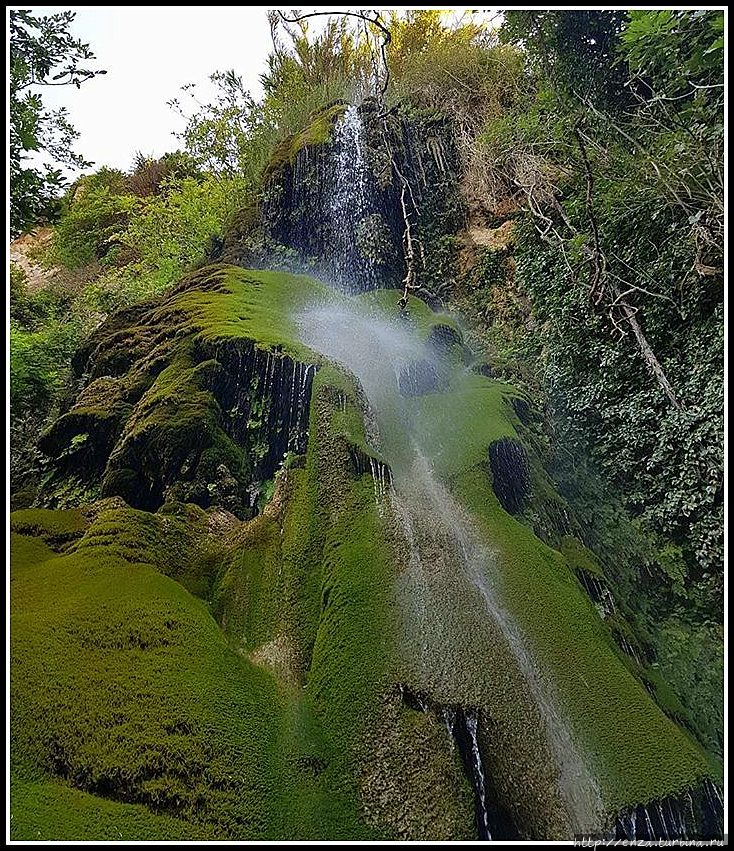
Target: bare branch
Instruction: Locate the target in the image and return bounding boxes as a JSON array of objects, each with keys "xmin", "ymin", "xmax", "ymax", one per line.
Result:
[{"xmin": 277, "ymin": 9, "xmax": 392, "ymax": 95}]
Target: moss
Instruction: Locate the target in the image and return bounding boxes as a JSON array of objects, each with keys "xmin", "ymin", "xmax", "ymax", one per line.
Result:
[
  {"xmin": 10, "ymin": 508, "xmax": 88, "ymax": 551},
  {"xmin": 265, "ymin": 103, "xmax": 347, "ymax": 177},
  {"xmin": 11, "ymin": 780, "xmax": 212, "ymax": 841},
  {"xmin": 40, "ymin": 265, "xmax": 329, "ymax": 514},
  {"xmin": 10, "ymin": 525, "xmax": 285, "ymax": 839},
  {"xmin": 72, "ymin": 502, "xmax": 223, "ymax": 599},
  {"xmin": 561, "ymin": 536, "xmax": 607, "ymax": 580},
  {"xmin": 39, "ymin": 377, "xmax": 132, "ymax": 477},
  {"xmin": 11, "ymin": 357, "xmax": 471, "ymax": 839},
  {"xmin": 14, "ymin": 267, "xmax": 716, "ymax": 837},
  {"xmin": 355, "ymin": 287, "xmax": 463, "ymax": 343},
  {"xmin": 360, "ymin": 696, "xmax": 475, "ymax": 840},
  {"xmin": 409, "ymin": 376, "xmax": 714, "ymax": 809},
  {"xmin": 210, "ymin": 364, "xmax": 473, "ymax": 838}
]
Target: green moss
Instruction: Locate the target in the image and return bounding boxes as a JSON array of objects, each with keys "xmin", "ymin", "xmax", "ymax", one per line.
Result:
[
  {"xmin": 73, "ymin": 502, "xmax": 222, "ymax": 599},
  {"xmin": 409, "ymin": 375, "xmax": 713, "ymax": 808},
  {"xmin": 170, "ymin": 266, "xmax": 330, "ymax": 359},
  {"xmin": 9, "ymin": 531, "xmax": 55, "ymax": 567},
  {"xmin": 560, "ymin": 536, "xmax": 606, "ymax": 580},
  {"xmin": 209, "ymin": 365, "xmax": 469, "ymax": 838},
  {"xmin": 11, "ymin": 359, "xmax": 447, "ymax": 839},
  {"xmin": 213, "ymin": 510, "xmax": 285, "ymax": 654},
  {"xmin": 265, "ymin": 104, "xmax": 347, "ymax": 176},
  {"xmin": 41, "ymin": 265, "xmax": 330, "ymax": 513},
  {"xmin": 10, "ymin": 508, "xmax": 88, "ymax": 550},
  {"xmin": 355, "ymin": 288, "xmax": 463, "ymax": 343},
  {"xmin": 10, "ymin": 525, "xmax": 286, "ymax": 839},
  {"xmin": 11, "ymin": 780, "xmax": 212, "ymax": 841}
]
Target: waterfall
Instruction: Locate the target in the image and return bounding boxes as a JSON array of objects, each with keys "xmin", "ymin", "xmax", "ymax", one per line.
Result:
[
  {"xmin": 464, "ymin": 710, "xmax": 492, "ymax": 840},
  {"xmin": 614, "ymin": 778, "xmax": 724, "ymax": 840},
  {"xmin": 327, "ymin": 104, "xmax": 378, "ymax": 292},
  {"xmin": 400, "ymin": 685, "xmax": 519, "ymax": 840},
  {"xmin": 296, "ymin": 295, "xmax": 603, "ymax": 837}
]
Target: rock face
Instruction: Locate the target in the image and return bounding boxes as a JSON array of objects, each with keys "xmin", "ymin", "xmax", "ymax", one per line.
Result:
[
  {"xmin": 238, "ymin": 102, "xmax": 463, "ymax": 296},
  {"xmin": 488, "ymin": 437, "xmax": 531, "ymax": 514},
  {"xmin": 12, "ymin": 267, "xmax": 722, "ymax": 842},
  {"xmin": 10, "ymin": 106, "xmax": 723, "ymax": 842},
  {"xmin": 39, "ymin": 265, "xmax": 319, "ymax": 517}
]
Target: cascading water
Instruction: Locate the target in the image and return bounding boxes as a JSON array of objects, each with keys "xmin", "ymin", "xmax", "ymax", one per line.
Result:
[
  {"xmin": 288, "ymin": 100, "xmax": 722, "ymax": 842},
  {"xmin": 296, "ymin": 296, "xmax": 603, "ymax": 838},
  {"xmin": 328, "ymin": 105, "xmax": 377, "ymax": 292}
]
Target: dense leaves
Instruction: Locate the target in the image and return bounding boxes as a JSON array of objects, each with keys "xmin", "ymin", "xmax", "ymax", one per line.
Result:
[
  {"xmin": 489, "ymin": 11, "xmax": 723, "ymax": 608},
  {"xmin": 9, "ymin": 9, "xmax": 105, "ymax": 237}
]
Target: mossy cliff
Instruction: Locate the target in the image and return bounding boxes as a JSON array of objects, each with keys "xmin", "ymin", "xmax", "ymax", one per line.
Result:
[
  {"xmin": 38, "ymin": 265, "xmax": 323, "ymax": 516},
  {"xmin": 11, "ymin": 268, "xmax": 720, "ymax": 840},
  {"xmin": 11, "ymin": 268, "xmax": 474, "ymax": 841}
]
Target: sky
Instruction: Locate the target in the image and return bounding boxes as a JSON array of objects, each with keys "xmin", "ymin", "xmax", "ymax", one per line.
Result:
[{"xmin": 22, "ymin": 6, "xmax": 276, "ymax": 173}]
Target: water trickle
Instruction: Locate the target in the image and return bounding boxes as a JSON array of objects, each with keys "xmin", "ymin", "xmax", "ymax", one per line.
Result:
[
  {"xmin": 614, "ymin": 779, "xmax": 723, "ymax": 841},
  {"xmin": 465, "ymin": 709, "xmax": 492, "ymax": 840}
]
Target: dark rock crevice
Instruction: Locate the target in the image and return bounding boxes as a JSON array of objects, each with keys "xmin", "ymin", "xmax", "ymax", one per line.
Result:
[
  {"xmin": 398, "ymin": 684, "xmax": 521, "ymax": 841},
  {"xmin": 488, "ymin": 437, "xmax": 531, "ymax": 514}
]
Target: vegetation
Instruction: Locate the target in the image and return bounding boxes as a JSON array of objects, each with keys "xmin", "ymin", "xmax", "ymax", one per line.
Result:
[
  {"xmin": 9, "ymin": 7, "xmax": 723, "ymax": 842},
  {"xmin": 9, "ymin": 9, "xmax": 105, "ymax": 237}
]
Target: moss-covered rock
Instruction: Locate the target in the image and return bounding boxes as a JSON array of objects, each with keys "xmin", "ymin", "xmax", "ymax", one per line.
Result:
[
  {"xmin": 11, "ymin": 263, "xmax": 720, "ymax": 840},
  {"xmin": 38, "ymin": 265, "xmax": 326, "ymax": 518},
  {"xmin": 11, "ymin": 306, "xmax": 476, "ymax": 840}
]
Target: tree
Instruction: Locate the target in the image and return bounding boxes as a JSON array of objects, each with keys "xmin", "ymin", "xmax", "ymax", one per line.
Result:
[
  {"xmin": 502, "ymin": 10, "xmax": 629, "ymax": 107},
  {"xmin": 9, "ymin": 9, "xmax": 105, "ymax": 237},
  {"xmin": 169, "ymin": 70, "xmax": 272, "ymax": 181}
]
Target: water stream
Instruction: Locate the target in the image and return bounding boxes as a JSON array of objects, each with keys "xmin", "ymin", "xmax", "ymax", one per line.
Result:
[
  {"xmin": 291, "ymin": 106, "xmax": 605, "ymax": 839},
  {"xmin": 291, "ymin": 106, "xmax": 721, "ymax": 841},
  {"xmin": 328, "ymin": 104, "xmax": 377, "ymax": 292},
  {"xmin": 296, "ymin": 293, "xmax": 602, "ymax": 837}
]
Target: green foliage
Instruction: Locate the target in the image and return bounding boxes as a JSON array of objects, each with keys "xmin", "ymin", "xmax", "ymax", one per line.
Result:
[
  {"xmin": 10, "ymin": 283, "xmax": 81, "ymax": 416},
  {"xmin": 476, "ymin": 10, "xmax": 723, "ymax": 616},
  {"xmin": 501, "ymin": 10, "xmax": 629, "ymax": 107},
  {"xmin": 170, "ymin": 70, "xmax": 275, "ymax": 181},
  {"xmin": 9, "ymin": 9, "xmax": 105, "ymax": 237},
  {"xmin": 50, "ymin": 184, "xmax": 139, "ymax": 270},
  {"xmin": 387, "ymin": 11, "xmax": 523, "ymax": 117},
  {"xmin": 264, "ymin": 14, "xmax": 370, "ymax": 138},
  {"xmin": 621, "ymin": 10, "xmax": 724, "ymax": 93},
  {"xmin": 119, "ymin": 175, "xmax": 248, "ymax": 281}
]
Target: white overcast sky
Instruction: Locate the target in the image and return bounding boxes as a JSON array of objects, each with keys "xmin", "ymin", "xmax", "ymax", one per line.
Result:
[
  {"xmin": 20, "ymin": 6, "xmax": 276, "ymax": 173},
  {"xmin": 15, "ymin": 7, "xmax": 501, "ymax": 176}
]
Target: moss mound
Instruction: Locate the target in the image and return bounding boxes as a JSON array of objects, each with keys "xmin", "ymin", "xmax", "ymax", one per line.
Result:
[
  {"xmin": 11, "ymin": 325, "xmax": 474, "ymax": 840},
  {"xmin": 11, "ymin": 266, "xmax": 718, "ymax": 839}
]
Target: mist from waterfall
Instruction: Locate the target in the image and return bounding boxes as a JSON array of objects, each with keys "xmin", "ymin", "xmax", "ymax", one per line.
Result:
[{"xmin": 296, "ymin": 294, "xmax": 603, "ymax": 837}]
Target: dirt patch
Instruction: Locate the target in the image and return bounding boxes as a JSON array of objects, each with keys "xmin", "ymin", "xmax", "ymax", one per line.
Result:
[{"xmin": 10, "ymin": 228, "xmax": 59, "ymax": 292}]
